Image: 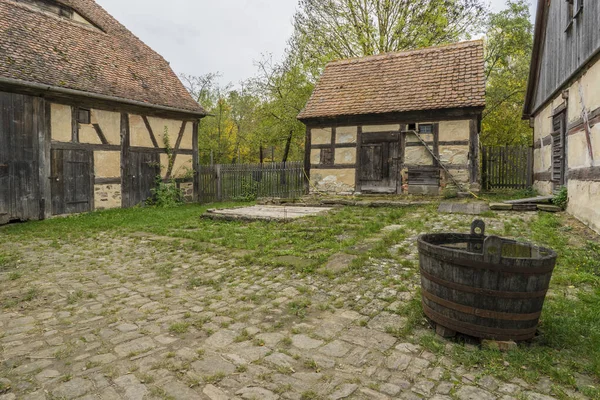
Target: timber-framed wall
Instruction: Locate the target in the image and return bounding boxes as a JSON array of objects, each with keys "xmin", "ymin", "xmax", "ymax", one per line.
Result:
[
  {"xmin": 0, "ymin": 87, "xmax": 203, "ymax": 224},
  {"xmin": 302, "ymin": 108, "xmax": 482, "ymax": 195}
]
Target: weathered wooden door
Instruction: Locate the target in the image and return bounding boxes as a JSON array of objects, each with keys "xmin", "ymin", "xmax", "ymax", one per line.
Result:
[
  {"xmin": 0, "ymin": 121, "xmax": 9, "ymax": 224},
  {"xmin": 124, "ymin": 151, "xmax": 160, "ymax": 207},
  {"xmin": 51, "ymin": 149, "xmax": 94, "ymax": 215},
  {"xmin": 0, "ymin": 92, "xmax": 42, "ymax": 223},
  {"xmin": 359, "ymin": 132, "xmax": 401, "ymax": 193},
  {"xmin": 551, "ymin": 111, "xmax": 567, "ymax": 192}
]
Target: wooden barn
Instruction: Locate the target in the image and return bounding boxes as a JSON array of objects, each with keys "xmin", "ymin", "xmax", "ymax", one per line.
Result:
[
  {"xmin": 0, "ymin": 0, "xmax": 206, "ymax": 225},
  {"xmin": 298, "ymin": 41, "xmax": 485, "ymax": 195},
  {"xmin": 523, "ymin": 0, "xmax": 600, "ymax": 233}
]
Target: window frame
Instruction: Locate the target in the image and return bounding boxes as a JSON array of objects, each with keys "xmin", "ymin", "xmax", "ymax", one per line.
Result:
[
  {"xmin": 418, "ymin": 124, "xmax": 434, "ymax": 134},
  {"xmin": 77, "ymin": 108, "xmax": 91, "ymax": 125}
]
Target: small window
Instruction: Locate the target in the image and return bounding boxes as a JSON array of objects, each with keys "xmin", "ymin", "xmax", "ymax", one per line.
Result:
[
  {"xmin": 407, "ymin": 123, "xmax": 417, "ymax": 131},
  {"xmin": 77, "ymin": 108, "xmax": 91, "ymax": 124},
  {"xmin": 320, "ymin": 148, "xmax": 333, "ymax": 165},
  {"xmin": 418, "ymin": 124, "xmax": 433, "ymax": 134}
]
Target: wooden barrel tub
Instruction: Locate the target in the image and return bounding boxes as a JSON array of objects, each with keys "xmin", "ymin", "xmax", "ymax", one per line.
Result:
[{"xmin": 417, "ymin": 220, "xmax": 557, "ymax": 341}]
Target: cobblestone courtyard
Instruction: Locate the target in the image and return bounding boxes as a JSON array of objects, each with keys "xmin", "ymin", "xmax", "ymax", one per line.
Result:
[{"xmin": 0, "ymin": 204, "xmax": 598, "ymax": 399}]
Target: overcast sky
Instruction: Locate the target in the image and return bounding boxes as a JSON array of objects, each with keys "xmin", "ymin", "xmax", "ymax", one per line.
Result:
[{"xmin": 96, "ymin": 0, "xmax": 535, "ymax": 88}]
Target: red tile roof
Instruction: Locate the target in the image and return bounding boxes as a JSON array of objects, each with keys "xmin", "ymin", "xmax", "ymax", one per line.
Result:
[
  {"xmin": 298, "ymin": 40, "xmax": 485, "ymax": 121},
  {"xmin": 0, "ymin": 0, "xmax": 205, "ymax": 115}
]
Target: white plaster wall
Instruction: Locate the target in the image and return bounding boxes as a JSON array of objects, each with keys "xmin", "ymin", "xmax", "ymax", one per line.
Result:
[
  {"xmin": 311, "ymin": 128, "xmax": 332, "ymax": 145},
  {"xmin": 50, "ymin": 103, "xmax": 72, "ymax": 142},
  {"xmin": 567, "ymin": 59, "xmax": 600, "ymax": 124},
  {"xmin": 567, "ymin": 180, "xmax": 600, "ymax": 234},
  {"xmin": 439, "ymin": 120, "xmax": 470, "ymax": 142},
  {"xmin": 336, "ymin": 126, "xmax": 357, "ymax": 143}
]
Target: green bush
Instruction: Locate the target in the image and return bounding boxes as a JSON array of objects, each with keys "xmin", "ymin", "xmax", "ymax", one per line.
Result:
[
  {"xmin": 146, "ymin": 177, "xmax": 185, "ymax": 207},
  {"xmin": 552, "ymin": 186, "xmax": 568, "ymax": 209}
]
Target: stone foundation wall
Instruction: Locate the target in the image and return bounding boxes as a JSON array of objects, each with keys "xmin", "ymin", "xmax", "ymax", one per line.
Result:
[{"xmin": 94, "ymin": 184, "xmax": 122, "ymax": 210}]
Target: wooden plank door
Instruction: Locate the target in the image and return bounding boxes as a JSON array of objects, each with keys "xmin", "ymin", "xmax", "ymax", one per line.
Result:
[
  {"xmin": 124, "ymin": 151, "xmax": 160, "ymax": 207},
  {"xmin": 0, "ymin": 92, "xmax": 41, "ymax": 223},
  {"xmin": 0, "ymin": 114, "xmax": 9, "ymax": 224},
  {"xmin": 51, "ymin": 149, "xmax": 94, "ymax": 215},
  {"xmin": 359, "ymin": 132, "xmax": 400, "ymax": 193}
]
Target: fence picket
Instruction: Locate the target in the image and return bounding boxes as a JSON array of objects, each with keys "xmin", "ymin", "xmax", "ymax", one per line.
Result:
[
  {"xmin": 481, "ymin": 146, "xmax": 533, "ymax": 191},
  {"xmin": 197, "ymin": 161, "xmax": 305, "ymax": 203}
]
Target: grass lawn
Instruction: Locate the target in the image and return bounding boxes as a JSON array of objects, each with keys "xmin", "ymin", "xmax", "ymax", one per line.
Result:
[{"xmin": 1, "ymin": 201, "xmax": 599, "ymax": 398}]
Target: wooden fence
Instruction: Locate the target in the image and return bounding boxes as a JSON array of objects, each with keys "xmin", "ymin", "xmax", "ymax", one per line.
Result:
[
  {"xmin": 198, "ymin": 162, "xmax": 305, "ymax": 203},
  {"xmin": 481, "ymin": 146, "xmax": 533, "ymax": 191}
]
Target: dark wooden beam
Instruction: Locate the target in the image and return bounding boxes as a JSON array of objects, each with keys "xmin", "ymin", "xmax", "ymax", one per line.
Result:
[
  {"xmin": 311, "ymin": 143, "xmax": 357, "ymax": 149},
  {"xmin": 71, "ymin": 106, "xmax": 79, "ymax": 143},
  {"xmin": 142, "ymin": 115, "xmax": 160, "ymax": 148},
  {"xmin": 533, "ymin": 171, "xmax": 552, "ymax": 182},
  {"xmin": 120, "ymin": 113, "xmax": 130, "ymax": 208},
  {"xmin": 300, "ymin": 107, "xmax": 484, "ymax": 127},
  {"xmin": 469, "ymin": 118, "xmax": 479, "ymax": 184},
  {"xmin": 39, "ymin": 98, "xmax": 52, "ymax": 219},
  {"xmin": 304, "ymin": 126, "xmax": 311, "ymax": 193},
  {"xmin": 311, "ymin": 164, "xmax": 356, "ymax": 170},
  {"xmin": 92, "ymin": 123, "xmax": 109, "ymax": 145},
  {"xmin": 95, "ymin": 177, "xmax": 121, "ymax": 185},
  {"xmin": 533, "ymin": 135, "xmax": 553, "ymax": 149},
  {"xmin": 568, "ymin": 166, "xmax": 600, "ymax": 182},
  {"xmin": 355, "ymin": 126, "xmax": 363, "ymax": 192},
  {"xmin": 192, "ymin": 120, "xmax": 199, "ymax": 202}
]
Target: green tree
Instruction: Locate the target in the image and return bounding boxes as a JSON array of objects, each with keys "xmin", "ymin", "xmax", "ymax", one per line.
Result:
[
  {"xmin": 291, "ymin": 0, "xmax": 487, "ymax": 71},
  {"xmin": 251, "ymin": 54, "xmax": 314, "ymax": 163},
  {"xmin": 481, "ymin": 0, "xmax": 533, "ymax": 146}
]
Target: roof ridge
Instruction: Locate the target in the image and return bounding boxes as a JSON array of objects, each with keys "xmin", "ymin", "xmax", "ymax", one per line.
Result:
[{"xmin": 327, "ymin": 39, "xmax": 484, "ymax": 66}]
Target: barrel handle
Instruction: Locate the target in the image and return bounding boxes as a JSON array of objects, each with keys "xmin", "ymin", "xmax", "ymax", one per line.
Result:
[
  {"xmin": 483, "ymin": 236, "xmax": 503, "ymax": 264},
  {"xmin": 471, "ymin": 220, "xmax": 486, "ymax": 237}
]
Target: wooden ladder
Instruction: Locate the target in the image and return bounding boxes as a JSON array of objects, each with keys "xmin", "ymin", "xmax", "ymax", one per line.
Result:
[{"xmin": 404, "ymin": 130, "xmax": 465, "ymax": 191}]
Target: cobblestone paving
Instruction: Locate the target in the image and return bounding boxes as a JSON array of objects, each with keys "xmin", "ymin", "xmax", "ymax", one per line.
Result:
[{"xmin": 0, "ymin": 210, "xmax": 593, "ymax": 399}]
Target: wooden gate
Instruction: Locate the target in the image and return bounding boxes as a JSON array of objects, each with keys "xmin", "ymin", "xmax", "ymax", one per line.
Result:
[
  {"xmin": 124, "ymin": 151, "xmax": 160, "ymax": 207},
  {"xmin": 359, "ymin": 132, "xmax": 401, "ymax": 193},
  {"xmin": 481, "ymin": 146, "xmax": 533, "ymax": 191},
  {"xmin": 51, "ymin": 149, "xmax": 94, "ymax": 215},
  {"xmin": 0, "ymin": 92, "xmax": 44, "ymax": 223}
]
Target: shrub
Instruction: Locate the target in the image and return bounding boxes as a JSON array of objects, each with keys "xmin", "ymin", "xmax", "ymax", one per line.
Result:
[
  {"xmin": 146, "ymin": 176, "xmax": 185, "ymax": 207},
  {"xmin": 552, "ymin": 186, "xmax": 568, "ymax": 209}
]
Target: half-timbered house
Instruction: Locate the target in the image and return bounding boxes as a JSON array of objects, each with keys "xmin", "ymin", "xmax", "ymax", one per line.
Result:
[
  {"xmin": 298, "ymin": 41, "xmax": 485, "ymax": 195},
  {"xmin": 523, "ymin": 0, "xmax": 600, "ymax": 233},
  {"xmin": 0, "ymin": 0, "xmax": 206, "ymax": 224}
]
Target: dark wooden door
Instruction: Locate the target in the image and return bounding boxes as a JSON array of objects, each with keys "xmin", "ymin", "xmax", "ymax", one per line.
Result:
[
  {"xmin": 551, "ymin": 111, "xmax": 566, "ymax": 192},
  {"xmin": 51, "ymin": 149, "xmax": 94, "ymax": 215},
  {"xmin": 0, "ymin": 121, "xmax": 9, "ymax": 224},
  {"xmin": 359, "ymin": 132, "xmax": 401, "ymax": 193},
  {"xmin": 124, "ymin": 151, "xmax": 160, "ymax": 207},
  {"xmin": 0, "ymin": 92, "xmax": 42, "ymax": 223}
]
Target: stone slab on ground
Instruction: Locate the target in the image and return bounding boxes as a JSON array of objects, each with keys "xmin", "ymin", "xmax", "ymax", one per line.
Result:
[
  {"xmin": 490, "ymin": 203, "xmax": 513, "ymax": 211},
  {"xmin": 319, "ymin": 253, "xmax": 358, "ymax": 274},
  {"xmin": 203, "ymin": 205, "xmax": 333, "ymax": 221},
  {"xmin": 438, "ymin": 202, "xmax": 490, "ymax": 215},
  {"xmin": 537, "ymin": 204, "xmax": 562, "ymax": 212}
]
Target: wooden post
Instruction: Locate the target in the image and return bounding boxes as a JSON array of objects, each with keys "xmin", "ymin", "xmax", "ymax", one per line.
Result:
[
  {"xmin": 120, "ymin": 113, "xmax": 130, "ymax": 208},
  {"xmin": 38, "ymin": 99, "xmax": 52, "ymax": 219},
  {"xmin": 216, "ymin": 164, "xmax": 222, "ymax": 202},
  {"xmin": 355, "ymin": 126, "xmax": 362, "ymax": 193},
  {"xmin": 192, "ymin": 120, "xmax": 200, "ymax": 202},
  {"xmin": 303, "ymin": 126, "xmax": 311, "ymax": 194}
]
